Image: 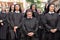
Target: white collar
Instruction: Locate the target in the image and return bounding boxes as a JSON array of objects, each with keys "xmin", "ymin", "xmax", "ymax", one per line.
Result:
[
  {"xmin": 2, "ymin": 11, "xmax": 6, "ymax": 13},
  {"xmin": 15, "ymin": 11, "xmax": 20, "ymax": 13},
  {"xmin": 49, "ymin": 11, "xmax": 54, "ymax": 14},
  {"xmin": 11, "ymin": 11, "xmax": 13, "ymax": 12},
  {"xmin": 27, "ymin": 17, "xmax": 32, "ymax": 19}
]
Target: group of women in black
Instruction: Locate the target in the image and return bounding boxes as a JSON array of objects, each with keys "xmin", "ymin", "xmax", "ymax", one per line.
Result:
[{"xmin": 0, "ymin": 3, "xmax": 60, "ymax": 40}]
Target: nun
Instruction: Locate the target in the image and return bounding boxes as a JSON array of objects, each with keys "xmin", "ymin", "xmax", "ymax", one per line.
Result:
[
  {"xmin": 7, "ymin": 4, "xmax": 23, "ymax": 40},
  {"xmin": 0, "ymin": 6, "xmax": 8, "ymax": 40},
  {"xmin": 37, "ymin": 8, "xmax": 44, "ymax": 40},
  {"xmin": 30, "ymin": 4, "xmax": 38, "ymax": 19},
  {"xmin": 21, "ymin": 9, "xmax": 39, "ymax": 40},
  {"xmin": 9, "ymin": 4, "xmax": 15, "ymax": 13},
  {"xmin": 43, "ymin": 3, "xmax": 59, "ymax": 40}
]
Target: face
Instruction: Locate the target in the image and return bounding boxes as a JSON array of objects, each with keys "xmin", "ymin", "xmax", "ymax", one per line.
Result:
[
  {"xmin": 32, "ymin": 5, "xmax": 36, "ymax": 10},
  {"xmin": 15, "ymin": 5, "xmax": 20, "ymax": 11},
  {"xmin": 6, "ymin": 8, "xmax": 9, "ymax": 13},
  {"xmin": 11, "ymin": 5, "xmax": 14, "ymax": 11},
  {"xmin": 49, "ymin": 5, "xmax": 55, "ymax": 12},
  {"xmin": 2, "ymin": 7, "xmax": 6, "ymax": 11},
  {"xmin": 27, "ymin": 12, "xmax": 32, "ymax": 18},
  {"xmin": 37, "ymin": 9, "xmax": 41, "ymax": 13}
]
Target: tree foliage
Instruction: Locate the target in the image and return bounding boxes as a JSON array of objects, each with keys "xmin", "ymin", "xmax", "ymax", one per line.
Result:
[{"xmin": 26, "ymin": 0, "xmax": 44, "ymax": 11}]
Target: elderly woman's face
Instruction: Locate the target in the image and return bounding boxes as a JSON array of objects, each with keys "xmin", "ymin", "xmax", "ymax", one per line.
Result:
[
  {"xmin": 27, "ymin": 12, "xmax": 32, "ymax": 17},
  {"xmin": 49, "ymin": 5, "xmax": 55, "ymax": 12}
]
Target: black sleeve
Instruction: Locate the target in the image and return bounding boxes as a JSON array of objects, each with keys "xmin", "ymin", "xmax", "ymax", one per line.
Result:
[
  {"xmin": 0, "ymin": 14, "xmax": 7, "ymax": 23},
  {"xmin": 18, "ymin": 13, "xmax": 24, "ymax": 28},
  {"xmin": 33, "ymin": 19, "xmax": 38, "ymax": 34},
  {"xmin": 22, "ymin": 18, "xmax": 28, "ymax": 34},
  {"xmin": 6, "ymin": 14, "xmax": 10, "ymax": 23},
  {"xmin": 9, "ymin": 13, "xmax": 14, "ymax": 29},
  {"xmin": 39, "ymin": 14, "xmax": 44, "ymax": 29},
  {"xmin": 43, "ymin": 15, "xmax": 52, "ymax": 31},
  {"xmin": 6, "ymin": 13, "xmax": 13, "ymax": 27}
]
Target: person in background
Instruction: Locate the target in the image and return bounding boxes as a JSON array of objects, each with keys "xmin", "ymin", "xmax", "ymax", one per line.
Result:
[
  {"xmin": 37, "ymin": 9, "xmax": 42, "ymax": 14},
  {"xmin": 41, "ymin": 3, "xmax": 49, "ymax": 40},
  {"xmin": 6, "ymin": 7, "xmax": 10, "ymax": 14},
  {"xmin": 6, "ymin": 7, "xmax": 11, "ymax": 40},
  {"xmin": 9, "ymin": 4, "xmax": 15, "ymax": 13},
  {"xmin": 43, "ymin": 3, "xmax": 48, "ymax": 14},
  {"xmin": 30, "ymin": 4, "xmax": 38, "ymax": 19},
  {"xmin": 0, "ymin": 6, "xmax": 8, "ymax": 40},
  {"xmin": 37, "ymin": 8, "xmax": 44, "ymax": 40},
  {"xmin": 21, "ymin": 8, "xmax": 25, "ymax": 16},
  {"xmin": 7, "ymin": 4, "xmax": 15, "ymax": 40}
]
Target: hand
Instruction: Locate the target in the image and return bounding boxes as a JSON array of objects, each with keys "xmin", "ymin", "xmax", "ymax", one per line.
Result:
[
  {"xmin": 30, "ymin": 32, "xmax": 34, "ymax": 35},
  {"xmin": 50, "ymin": 29, "xmax": 57, "ymax": 33},
  {"xmin": 0, "ymin": 20, "xmax": 3, "ymax": 23},
  {"xmin": 14, "ymin": 26, "xmax": 18, "ymax": 32},
  {"xmin": 1, "ymin": 23, "xmax": 3, "ymax": 26},
  {"xmin": 53, "ymin": 29, "xmax": 57, "ymax": 32},
  {"xmin": 27, "ymin": 32, "xmax": 34, "ymax": 37},
  {"xmin": 50, "ymin": 29, "xmax": 55, "ymax": 33}
]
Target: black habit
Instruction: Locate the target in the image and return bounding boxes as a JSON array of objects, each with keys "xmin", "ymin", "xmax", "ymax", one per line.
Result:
[
  {"xmin": 43, "ymin": 13, "xmax": 59, "ymax": 40},
  {"xmin": 0, "ymin": 12, "xmax": 8, "ymax": 40},
  {"xmin": 21, "ymin": 17, "xmax": 39, "ymax": 40},
  {"xmin": 7, "ymin": 12, "xmax": 23, "ymax": 40}
]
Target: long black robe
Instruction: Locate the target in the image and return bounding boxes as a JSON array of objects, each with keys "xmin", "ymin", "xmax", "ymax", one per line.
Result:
[
  {"xmin": 37, "ymin": 14, "xmax": 44, "ymax": 40},
  {"xmin": 7, "ymin": 12, "xmax": 15, "ymax": 40},
  {"xmin": 22, "ymin": 17, "xmax": 39, "ymax": 40},
  {"xmin": 56, "ymin": 14, "xmax": 60, "ymax": 40},
  {"xmin": 0, "ymin": 12, "xmax": 8, "ymax": 39},
  {"xmin": 37, "ymin": 14, "xmax": 44, "ymax": 29},
  {"xmin": 7, "ymin": 12, "xmax": 23, "ymax": 40},
  {"xmin": 43, "ymin": 13, "xmax": 59, "ymax": 40}
]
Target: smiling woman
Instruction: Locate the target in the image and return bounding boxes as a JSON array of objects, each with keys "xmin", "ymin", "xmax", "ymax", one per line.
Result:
[
  {"xmin": 20, "ymin": 9, "xmax": 39, "ymax": 40},
  {"xmin": 42, "ymin": 3, "xmax": 60, "ymax": 40}
]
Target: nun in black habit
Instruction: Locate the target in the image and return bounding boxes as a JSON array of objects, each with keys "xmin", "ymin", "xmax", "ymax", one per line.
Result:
[
  {"xmin": 20, "ymin": 9, "xmax": 39, "ymax": 40},
  {"xmin": 37, "ymin": 9, "xmax": 44, "ymax": 40},
  {"xmin": 7, "ymin": 4, "xmax": 15, "ymax": 40},
  {"xmin": 0, "ymin": 7, "xmax": 8, "ymax": 40},
  {"xmin": 30, "ymin": 4, "xmax": 38, "ymax": 19},
  {"xmin": 9, "ymin": 4, "xmax": 15, "ymax": 13},
  {"xmin": 7, "ymin": 4, "xmax": 23, "ymax": 40},
  {"xmin": 43, "ymin": 3, "xmax": 59, "ymax": 40}
]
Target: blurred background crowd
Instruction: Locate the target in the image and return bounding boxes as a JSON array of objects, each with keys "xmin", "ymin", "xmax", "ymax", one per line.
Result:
[{"xmin": 0, "ymin": 0, "xmax": 60, "ymax": 12}]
